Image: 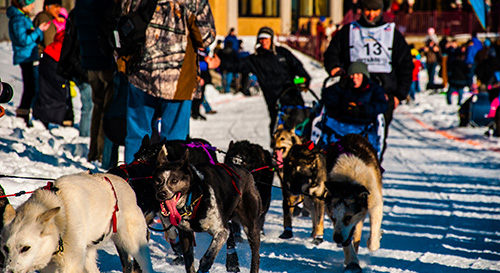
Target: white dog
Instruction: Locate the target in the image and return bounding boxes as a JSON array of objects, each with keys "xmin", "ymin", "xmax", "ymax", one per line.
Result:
[{"xmin": 0, "ymin": 172, "xmax": 155, "ymax": 273}]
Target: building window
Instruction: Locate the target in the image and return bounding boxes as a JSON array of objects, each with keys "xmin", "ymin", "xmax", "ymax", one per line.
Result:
[
  {"xmin": 239, "ymin": 0, "xmax": 280, "ymax": 17},
  {"xmin": 0, "ymin": 0, "xmax": 8, "ymax": 8},
  {"xmin": 298, "ymin": 0, "xmax": 329, "ymax": 16}
]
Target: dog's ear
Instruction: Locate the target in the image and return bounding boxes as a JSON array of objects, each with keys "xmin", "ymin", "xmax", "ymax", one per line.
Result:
[
  {"xmin": 157, "ymin": 145, "xmax": 169, "ymax": 167},
  {"xmin": 37, "ymin": 207, "xmax": 60, "ymax": 224},
  {"xmin": 140, "ymin": 134, "xmax": 151, "ymax": 148},
  {"xmin": 276, "ymin": 124, "xmax": 284, "ymax": 131},
  {"xmin": 228, "ymin": 140, "xmax": 234, "ymax": 150},
  {"xmin": 180, "ymin": 150, "xmax": 190, "ymax": 171},
  {"xmin": 3, "ymin": 204, "xmax": 16, "ymax": 226}
]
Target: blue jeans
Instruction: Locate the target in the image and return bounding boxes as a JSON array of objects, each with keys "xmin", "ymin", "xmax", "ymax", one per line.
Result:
[
  {"xmin": 426, "ymin": 62, "xmax": 437, "ymax": 89},
  {"xmin": 201, "ymin": 95, "xmax": 212, "ymax": 112},
  {"xmin": 125, "ymin": 83, "xmax": 191, "ymax": 163},
  {"xmin": 222, "ymin": 71, "xmax": 234, "ymax": 93},
  {"xmin": 409, "ymin": 80, "xmax": 419, "ymax": 100},
  {"xmin": 73, "ymin": 78, "xmax": 93, "ymax": 137}
]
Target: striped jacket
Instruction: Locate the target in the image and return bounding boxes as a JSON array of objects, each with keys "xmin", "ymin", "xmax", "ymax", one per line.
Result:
[{"xmin": 127, "ymin": 0, "xmax": 216, "ymax": 100}]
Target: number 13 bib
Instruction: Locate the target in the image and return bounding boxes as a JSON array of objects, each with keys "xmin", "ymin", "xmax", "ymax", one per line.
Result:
[{"xmin": 349, "ymin": 22, "xmax": 395, "ymax": 73}]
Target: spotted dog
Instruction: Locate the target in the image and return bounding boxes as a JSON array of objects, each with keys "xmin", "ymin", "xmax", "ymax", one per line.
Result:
[{"xmin": 154, "ymin": 149, "xmax": 262, "ymax": 273}]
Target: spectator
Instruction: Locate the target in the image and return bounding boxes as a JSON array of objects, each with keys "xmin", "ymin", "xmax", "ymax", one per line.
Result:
[
  {"xmin": 409, "ymin": 48, "xmax": 424, "ymax": 103},
  {"xmin": 192, "ymin": 48, "xmax": 218, "ymax": 120},
  {"xmin": 74, "ymin": 0, "xmax": 118, "ymax": 163},
  {"xmin": 124, "ymin": 0, "xmax": 216, "ymax": 164},
  {"xmin": 6, "ymin": 0, "xmax": 50, "ymax": 126},
  {"xmin": 32, "ymin": 0, "xmax": 73, "ymax": 128},
  {"xmin": 324, "ymin": 0, "xmax": 413, "ymax": 160},
  {"xmin": 447, "ymin": 51, "xmax": 468, "ymax": 105},
  {"xmin": 421, "ymin": 39, "xmax": 441, "ymax": 91},
  {"xmin": 218, "ymin": 40, "xmax": 238, "ymax": 94},
  {"xmin": 424, "ymin": 27, "xmax": 439, "ymax": 45},
  {"xmin": 224, "ymin": 27, "xmax": 239, "ymax": 53},
  {"xmin": 322, "ymin": 61, "xmax": 388, "ymax": 125},
  {"xmin": 325, "ymin": 19, "xmax": 336, "ymax": 44},
  {"xmin": 57, "ymin": 9, "xmax": 93, "ymax": 137},
  {"xmin": 239, "ymin": 26, "xmax": 311, "ymax": 137},
  {"xmin": 464, "ymin": 33, "xmax": 483, "ymax": 88}
]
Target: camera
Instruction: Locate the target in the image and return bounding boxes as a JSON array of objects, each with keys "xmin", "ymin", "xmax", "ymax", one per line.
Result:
[{"xmin": 0, "ymin": 78, "xmax": 14, "ymax": 104}]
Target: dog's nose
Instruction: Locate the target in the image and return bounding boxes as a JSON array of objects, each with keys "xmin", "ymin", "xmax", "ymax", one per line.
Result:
[
  {"xmin": 333, "ymin": 232, "xmax": 344, "ymax": 244},
  {"xmin": 156, "ymin": 191, "xmax": 167, "ymax": 201}
]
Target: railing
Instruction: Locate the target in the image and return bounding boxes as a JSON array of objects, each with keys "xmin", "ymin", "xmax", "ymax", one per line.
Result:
[{"xmin": 279, "ymin": 11, "xmax": 495, "ymax": 63}]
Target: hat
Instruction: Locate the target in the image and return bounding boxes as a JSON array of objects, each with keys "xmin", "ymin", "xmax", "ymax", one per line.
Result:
[
  {"xmin": 361, "ymin": 0, "xmax": 384, "ymax": 10},
  {"xmin": 411, "ymin": 48, "xmax": 420, "ymax": 57},
  {"xmin": 44, "ymin": 0, "xmax": 62, "ymax": 6},
  {"xmin": 18, "ymin": 0, "xmax": 35, "ymax": 7},
  {"xmin": 257, "ymin": 26, "xmax": 274, "ymax": 39},
  {"xmin": 348, "ymin": 62, "xmax": 370, "ymax": 78}
]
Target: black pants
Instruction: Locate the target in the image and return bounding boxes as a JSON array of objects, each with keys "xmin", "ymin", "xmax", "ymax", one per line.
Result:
[
  {"xmin": 381, "ymin": 95, "xmax": 396, "ymax": 161},
  {"xmin": 19, "ymin": 62, "xmax": 36, "ymax": 110}
]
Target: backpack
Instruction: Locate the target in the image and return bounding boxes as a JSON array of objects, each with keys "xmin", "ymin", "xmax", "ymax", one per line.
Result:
[{"xmin": 112, "ymin": 0, "xmax": 158, "ymax": 56}]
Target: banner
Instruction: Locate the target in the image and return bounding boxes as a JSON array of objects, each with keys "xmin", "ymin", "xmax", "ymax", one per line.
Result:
[{"xmin": 469, "ymin": 0, "xmax": 486, "ymax": 30}]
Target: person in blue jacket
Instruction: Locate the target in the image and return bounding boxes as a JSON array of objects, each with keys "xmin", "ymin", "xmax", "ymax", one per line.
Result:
[
  {"xmin": 7, "ymin": 0, "xmax": 50, "ymax": 126},
  {"xmin": 322, "ymin": 62, "xmax": 388, "ymax": 125}
]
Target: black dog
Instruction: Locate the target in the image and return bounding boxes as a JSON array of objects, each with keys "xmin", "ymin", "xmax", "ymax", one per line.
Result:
[
  {"xmin": 108, "ymin": 135, "xmax": 219, "ymax": 270},
  {"xmin": 154, "ymin": 149, "xmax": 262, "ymax": 273},
  {"xmin": 225, "ymin": 140, "xmax": 273, "ymax": 234}
]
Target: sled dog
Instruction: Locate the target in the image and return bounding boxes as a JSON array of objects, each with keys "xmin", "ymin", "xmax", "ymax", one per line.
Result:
[
  {"xmin": 0, "ymin": 172, "xmax": 154, "ymax": 273},
  {"xmin": 284, "ymin": 141, "xmax": 328, "ymax": 245},
  {"xmin": 154, "ymin": 149, "xmax": 262, "ymax": 273},
  {"xmin": 225, "ymin": 140, "xmax": 273, "ymax": 233},
  {"xmin": 324, "ymin": 134, "xmax": 383, "ymax": 272},
  {"xmin": 271, "ymin": 124, "xmax": 309, "ymax": 239}
]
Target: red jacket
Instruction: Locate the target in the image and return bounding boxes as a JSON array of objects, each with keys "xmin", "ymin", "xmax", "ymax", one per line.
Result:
[{"xmin": 43, "ymin": 30, "xmax": 65, "ymax": 62}]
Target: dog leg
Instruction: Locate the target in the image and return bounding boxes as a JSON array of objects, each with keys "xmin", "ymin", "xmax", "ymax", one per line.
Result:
[
  {"xmin": 311, "ymin": 197, "xmax": 325, "ymax": 245},
  {"xmin": 226, "ymin": 224, "xmax": 240, "ymax": 273},
  {"xmin": 84, "ymin": 248, "xmax": 100, "ymax": 273},
  {"xmin": 367, "ymin": 202, "xmax": 383, "ymax": 252},
  {"xmin": 279, "ymin": 192, "xmax": 298, "ymax": 239},
  {"xmin": 179, "ymin": 230, "xmax": 196, "ymax": 273},
  {"xmin": 198, "ymin": 228, "xmax": 230, "ymax": 273},
  {"xmin": 343, "ymin": 243, "xmax": 359, "ymax": 267},
  {"xmin": 244, "ymin": 224, "xmax": 261, "ymax": 273},
  {"xmin": 115, "ymin": 244, "xmax": 141, "ymax": 273},
  {"xmin": 352, "ymin": 220, "xmax": 364, "ymax": 253}
]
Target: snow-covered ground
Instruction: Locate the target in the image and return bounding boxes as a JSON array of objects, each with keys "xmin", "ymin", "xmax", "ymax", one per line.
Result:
[{"xmin": 0, "ymin": 37, "xmax": 499, "ymax": 273}]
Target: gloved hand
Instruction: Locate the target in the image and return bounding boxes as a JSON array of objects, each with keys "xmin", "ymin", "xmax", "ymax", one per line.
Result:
[{"xmin": 345, "ymin": 102, "xmax": 365, "ymax": 118}]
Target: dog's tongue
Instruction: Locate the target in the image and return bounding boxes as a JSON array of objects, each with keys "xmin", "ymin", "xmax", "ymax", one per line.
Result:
[
  {"xmin": 275, "ymin": 150, "xmax": 284, "ymax": 168},
  {"xmin": 161, "ymin": 196, "xmax": 182, "ymax": 226}
]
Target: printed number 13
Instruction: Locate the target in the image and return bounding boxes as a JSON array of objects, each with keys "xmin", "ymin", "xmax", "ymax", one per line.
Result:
[{"xmin": 363, "ymin": 43, "xmax": 382, "ymax": 55}]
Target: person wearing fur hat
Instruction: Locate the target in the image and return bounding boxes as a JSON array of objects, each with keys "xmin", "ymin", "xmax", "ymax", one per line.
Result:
[
  {"xmin": 324, "ymin": 0, "xmax": 412, "ymax": 160},
  {"xmin": 7, "ymin": 0, "xmax": 51, "ymax": 126},
  {"xmin": 239, "ymin": 26, "xmax": 311, "ymax": 137},
  {"xmin": 322, "ymin": 61, "xmax": 388, "ymax": 125}
]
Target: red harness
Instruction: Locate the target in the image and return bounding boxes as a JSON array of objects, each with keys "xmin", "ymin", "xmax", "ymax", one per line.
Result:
[{"xmin": 103, "ymin": 177, "xmax": 119, "ymax": 233}]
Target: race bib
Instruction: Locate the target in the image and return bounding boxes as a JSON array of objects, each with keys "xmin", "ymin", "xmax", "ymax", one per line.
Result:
[{"xmin": 349, "ymin": 22, "xmax": 395, "ymax": 73}]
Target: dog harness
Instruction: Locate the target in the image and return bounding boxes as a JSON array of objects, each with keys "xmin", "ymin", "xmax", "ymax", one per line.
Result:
[
  {"xmin": 103, "ymin": 176, "xmax": 119, "ymax": 233},
  {"xmin": 183, "ymin": 142, "xmax": 217, "ymax": 165},
  {"xmin": 216, "ymin": 163, "xmax": 241, "ymax": 195}
]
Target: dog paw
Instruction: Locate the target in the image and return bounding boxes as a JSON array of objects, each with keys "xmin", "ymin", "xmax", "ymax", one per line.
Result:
[
  {"xmin": 279, "ymin": 229, "xmax": 293, "ymax": 239},
  {"xmin": 344, "ymin": 262, "xmax": 362, "ymax": 273},
  {"xmin": 171, "ymin": 256, "xmax": 184, "ymax": 265},
  {"xmin": 367, "ymin": 236, "xmax": 380, "ymax": 252},
  {"xmin": 226, "ymin": 252, "xmax": 240, "ymax": 272},
  {"xmin": 311, "ymin": 237, "xmax": 324, "ymax": 245}
]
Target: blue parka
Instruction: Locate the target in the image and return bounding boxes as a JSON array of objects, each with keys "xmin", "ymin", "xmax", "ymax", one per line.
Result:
[{"xmin": 7, "ymin": 6, "xmax": 43, "ymax": 65}]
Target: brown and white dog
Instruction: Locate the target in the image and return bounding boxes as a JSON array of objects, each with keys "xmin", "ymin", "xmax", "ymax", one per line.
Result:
[
  {"xmin": 283, "ymin": 141, "xmax": 328, "ymax": 245},
  {"xmin": 271, "ymin": 124, "xmax": 305, "ymax": 239},
  {"xmin": 324, "ymin": 134, "xmax": 384, "ymax": 272}
]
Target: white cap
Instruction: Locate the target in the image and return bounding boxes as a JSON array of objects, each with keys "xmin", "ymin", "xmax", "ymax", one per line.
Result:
[{"xmin": 258, "ymin": 33, "xmax": 272, "ymax": 39}]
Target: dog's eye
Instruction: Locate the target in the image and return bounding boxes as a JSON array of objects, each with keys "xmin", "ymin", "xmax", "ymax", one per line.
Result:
[
  {"xmin": 154, "ymin": 178, "xmax": 162, "ymax": 185},
  {"xmin": 20, "ymin": 246, "xmax": 30, "ymax": 253},
  {"xmin": 343, "ymin": 216, "xmax": 352, "ymax": 223},
  {"xmin": 171, "ymin": 179, "xmax": 178, "ymax": 184},
  {"xmin": 2, "ymin": 245, "xmax": 9, "ymax": 254}
]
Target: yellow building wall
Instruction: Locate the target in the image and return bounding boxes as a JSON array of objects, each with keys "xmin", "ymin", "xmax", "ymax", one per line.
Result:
[
  {"xmin": 238, "ymin": 18, "xmax": 282, "ymax": 36},
  {"xmin": 209, "ymin": 0, "xmax": 228, "ymax": 37}
]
